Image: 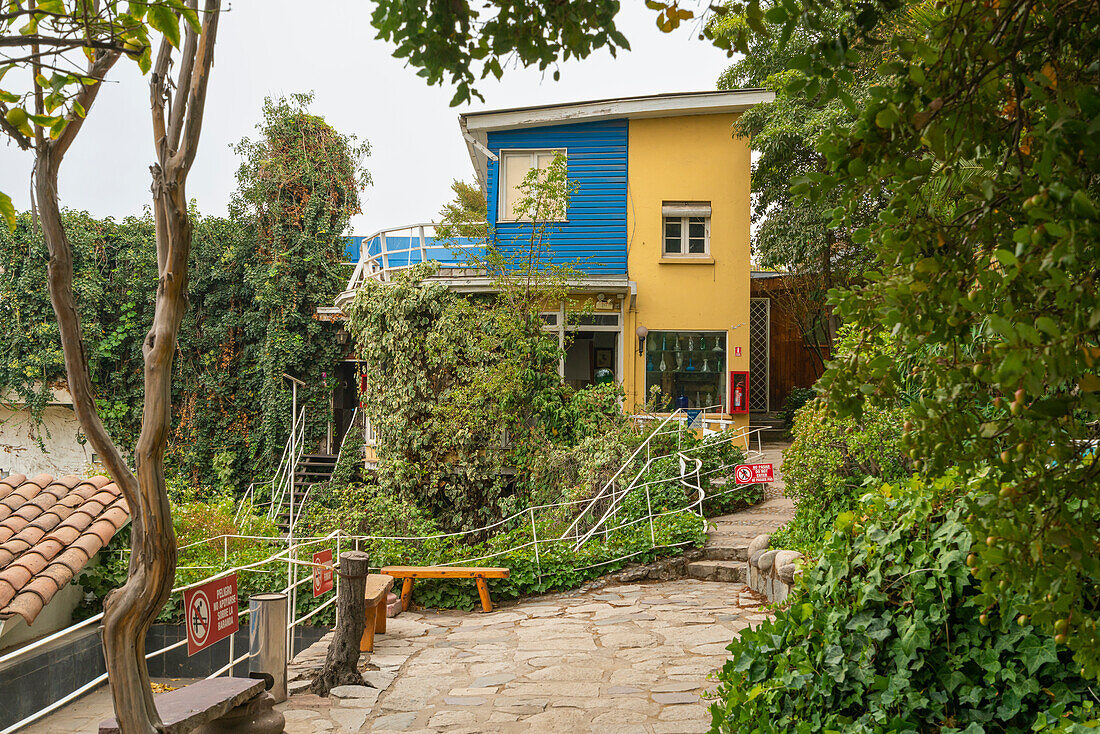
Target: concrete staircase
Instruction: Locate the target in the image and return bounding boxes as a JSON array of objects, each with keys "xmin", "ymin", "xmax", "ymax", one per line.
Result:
[
  {"xmin": 686, "ymin": 441, "xmax": 795, "ymax": 583},
  {"xmin": 751, "ymin": 412, "xmax": 788, "ymax": 443},
  {"xmin": 277, "ymin": 453, "xmax": 337, "ymax": 531}
]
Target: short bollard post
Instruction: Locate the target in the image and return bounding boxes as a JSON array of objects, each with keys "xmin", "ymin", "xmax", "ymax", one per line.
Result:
[{"xmin": 250, "ymin": 593, "xmax": 288, "ymax": 703}]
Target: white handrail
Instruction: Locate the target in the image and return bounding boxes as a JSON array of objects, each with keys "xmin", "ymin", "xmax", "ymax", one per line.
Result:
[{"xmin": 344, "ymin": 221, "xmax": 487, "ymax": 293}]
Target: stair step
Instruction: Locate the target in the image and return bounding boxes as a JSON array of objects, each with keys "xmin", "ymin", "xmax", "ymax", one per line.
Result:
[
  {"xmin": 686, "ymin": 560, "xmax": 745, "ymax": 583},
  {"xmin": 702, "ymin": 543, "xmax": 749, "ymax": 562},
  {"xmin": 300, "ymin": 454, "xmax": 337, "ymax": 462}
]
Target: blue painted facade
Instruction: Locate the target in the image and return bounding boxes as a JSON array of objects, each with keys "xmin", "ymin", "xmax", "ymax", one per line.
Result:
[{"xmin": 486, "ymin": 120, "xmax": 628, "ymax": 277}]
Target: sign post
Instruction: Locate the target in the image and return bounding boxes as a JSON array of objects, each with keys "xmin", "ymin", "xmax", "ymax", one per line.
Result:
[
  {"xmin": 734, "ymin": 463, "xmax": 774, "ymax": 484},
  {"xmin": 312, "ymin": 549, "xmax": 334, "ymax": 598},
  {"xmin": 184, "ymin": 573, "xmax": 239, "ymax": 656}
]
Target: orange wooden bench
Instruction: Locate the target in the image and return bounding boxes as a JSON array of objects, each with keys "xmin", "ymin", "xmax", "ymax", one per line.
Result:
[
  {"xmin": 380, "ymin": 566, "xmax": 509, "ymax": 613},
  {"xmin": 359, "ymin": 573, "xmax": 394, "ymax": 653}
]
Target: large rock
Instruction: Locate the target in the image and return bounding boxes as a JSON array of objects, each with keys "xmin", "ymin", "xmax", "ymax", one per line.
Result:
[
  {"xmin": 757, "ymin": 549, "xmax": 779, "ymax": 573},
  {"xmin": 746, "ymin": 534, "xmax": 771, "ymax": 557}
]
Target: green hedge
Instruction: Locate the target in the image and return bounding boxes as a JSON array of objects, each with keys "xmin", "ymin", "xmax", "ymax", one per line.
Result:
[{"xmin": 710, "ymin": 472, "xmax": 1096, "ymax": 733}]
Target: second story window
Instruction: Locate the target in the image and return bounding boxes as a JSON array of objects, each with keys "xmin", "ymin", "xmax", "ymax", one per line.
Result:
[
  {"xmin": 662, "ymin": 202, "xmax": 711, "ymax": 257},
  {"xmin": 499, "ymin": 150, "xmax": 567, "ymax": 221}
]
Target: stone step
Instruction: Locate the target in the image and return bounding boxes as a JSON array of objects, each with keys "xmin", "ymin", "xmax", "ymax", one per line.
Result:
[
  {"xmin": 686, "ymin": 560, "xmax": 745, "ymax": 583},
  {"xmin": 702, "ymin": 543, "xmax": 748, "ymax": 562}
]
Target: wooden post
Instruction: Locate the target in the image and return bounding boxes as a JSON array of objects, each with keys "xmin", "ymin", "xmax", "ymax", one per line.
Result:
[{"xmin": 310, "ymin": 551, "xmax": 369, "ymax": 696}]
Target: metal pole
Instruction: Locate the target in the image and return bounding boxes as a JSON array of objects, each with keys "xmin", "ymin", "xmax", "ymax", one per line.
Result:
[
  {"xmin": 646, "ymin": 485, "xmax": 656, "ymax": 548},
  {"xmin": 249, "ymin": 593, "xmax": 288, "ymax": 703},
  {"xmin": 530, "ymin": 508, "xmax": 541, "ymax": 582}
]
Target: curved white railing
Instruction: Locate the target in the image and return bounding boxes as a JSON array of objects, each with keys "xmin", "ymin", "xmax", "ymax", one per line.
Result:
[{"xmin": 343, "ymin": 222, "xmax": 486, "ymax": 297}]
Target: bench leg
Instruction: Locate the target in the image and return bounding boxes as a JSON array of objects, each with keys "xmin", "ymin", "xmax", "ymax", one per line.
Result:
[
  {"xmin": 400, "ymin": 578, "xmax": 414, "ymax": 612},
  {"xmin": 360, "ymin": 601, "xmax": 377, "ymax": 653},
  {"xmin": 476, "ymin": 577, "xmax": 493, "ymax": 613},
  {"xmin": 375, "ymin": 598, "xmax": 387, "ymax": 635}
]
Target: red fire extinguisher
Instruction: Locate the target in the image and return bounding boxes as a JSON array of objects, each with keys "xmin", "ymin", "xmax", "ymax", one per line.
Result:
[{"xmin": 734, "ymin": 383, "xmax": 743, "ymax": 410}]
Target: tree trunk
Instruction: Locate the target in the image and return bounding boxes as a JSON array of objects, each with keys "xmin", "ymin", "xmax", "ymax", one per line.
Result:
[{"xmin": 311, "ymin": 551, "xmax": 370, "ymax": 696}]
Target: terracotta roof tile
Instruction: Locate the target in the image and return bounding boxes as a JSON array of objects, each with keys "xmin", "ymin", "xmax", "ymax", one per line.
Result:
[{"xmin": 0, "ymin": 473, "xmax": 129, "ymax": 624}]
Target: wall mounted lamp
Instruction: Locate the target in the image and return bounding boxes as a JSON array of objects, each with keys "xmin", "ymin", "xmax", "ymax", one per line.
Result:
[{"xmin": 636, "ymin": 325, "xmax": 648, "ymax": 355}]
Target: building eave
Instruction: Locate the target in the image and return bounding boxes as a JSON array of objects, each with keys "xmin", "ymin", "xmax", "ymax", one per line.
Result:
[{"xmin": 457, "ymin": 88, "xmax": 774, "ymax": 190}]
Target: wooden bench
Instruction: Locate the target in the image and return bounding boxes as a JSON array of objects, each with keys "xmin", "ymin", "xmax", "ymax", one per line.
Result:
[
  {"xmin": 360, "ymin": 573, "xmax": 395, "ymax": 653},
  {"xmin": 100, "ymin": 677, "xmax": 282, "ymax": 734},
  {"xmin": 381, "ymin": 566, "xmax": 509, "ymax": 613}
]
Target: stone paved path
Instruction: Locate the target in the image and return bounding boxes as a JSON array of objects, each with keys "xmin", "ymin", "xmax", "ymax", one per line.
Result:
[{"xmin": 279, "ymin": 578, "xmax": 770, "ymax": 733}]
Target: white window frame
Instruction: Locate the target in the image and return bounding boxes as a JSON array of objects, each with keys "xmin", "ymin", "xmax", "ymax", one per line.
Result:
[
  {"xmin": 497, "ymin": 148, "xmax": 568, "ymax": 223},
  {"xmin": 662, "ymin": 202, "xmax": 711, "ymax": 258}
]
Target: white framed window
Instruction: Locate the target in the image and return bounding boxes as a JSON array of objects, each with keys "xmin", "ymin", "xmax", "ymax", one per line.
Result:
[
  {"xmin": 662, "ymin": 202, "xmax": 711, "ymax": 257},
  {"xmin": 499, "ymin": 149, "xmax": 567, "ymax": 221}
]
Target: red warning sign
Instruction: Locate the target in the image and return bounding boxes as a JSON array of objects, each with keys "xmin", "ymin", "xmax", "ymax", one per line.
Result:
[
  {"xmin": 734, "ymin": 463, "xmax": 774, "ymax": 484},
  {"xmin": 313, "ymin": 549, "xmax": 334, "ymax": 597},
  {"xmin": 184, "ymin": 573, "xmax": 239, "ymax": 656}
]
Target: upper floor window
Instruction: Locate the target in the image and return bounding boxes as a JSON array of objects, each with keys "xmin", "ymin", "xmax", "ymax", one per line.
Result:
[
  {"xmin": 662, "ymin": 202, "xmax": 711, "ymax": 257},
  {"xmin": 499, "ymin": 149, "xmax": 567, "ymax": 221}
]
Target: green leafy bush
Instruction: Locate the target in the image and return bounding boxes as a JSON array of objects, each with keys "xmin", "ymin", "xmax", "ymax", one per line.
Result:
[
  {"xmin": 710, "ymin": 472, "xmax": 1096, "ymax": 733},
  {"xmin": 778, "ymin": 387, "xmax": 815, "ymax": 428},
  {"xmin": 772, "ymin": 327, "xmax": 912, "ymax": 556}
]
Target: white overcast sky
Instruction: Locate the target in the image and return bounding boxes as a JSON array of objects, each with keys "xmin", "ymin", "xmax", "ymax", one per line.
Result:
[{"xmin": 0, "ymin": 1, "xmax": 735, "ymax": 235}]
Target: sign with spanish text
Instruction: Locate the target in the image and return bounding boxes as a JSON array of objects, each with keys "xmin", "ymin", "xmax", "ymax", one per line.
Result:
[
  {"xmin": 734, "ymin": 463, "xmax": 774, "ymax": 484},
  {"xmin": 313, "ymin": 549, "xmax": 334, "ymax": 597},
  {"xmin": 184, "ymin": 573, "xmax": 238, "ymax": 656}
]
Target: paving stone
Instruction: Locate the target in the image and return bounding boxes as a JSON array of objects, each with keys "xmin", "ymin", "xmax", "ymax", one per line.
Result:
[
  {"xmin": 427, "ymin": 710, "xmax": 477, "ymax": 727},
  {"xmin": 652, "ymin": 681, "xmax": 701, "ymax": 693},
  {"xmin": 442, "ymin": 696, "xmax": 486, "ymax": 706},
  {"xmin": 654, "ymin": 691, "xmax": 704, "ymax": 705},
  {"xmin": 361, "ymin": 670, "xmax": 396, "ymax": 689},
  {"xmin": 330, "ymin": 685, "xmax": 376, "ymax": 699},
  {"xmin": 607, "ymin": 685, "xmax": 643, "ymax": 694},
  {"xmin": 471, "ymin": 672, "xmax": 515, "ymax": 687},
  {"xmin": 369, "ymin": 711, "xmax": 419, "ymax": 731},
  {"xmin": 329, "ymin": 707, "xmax": 369, "ymax": 732}
]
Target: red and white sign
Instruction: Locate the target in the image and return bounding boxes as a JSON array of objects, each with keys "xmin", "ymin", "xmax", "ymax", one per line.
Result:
[
  {"xmin": 735, "ymin": 346, "xmax": 742, "ymax": 357},
  {"xmin": 734, "ymin": 463, "xmax": 774, "ymax": 484},
  {"xmin": 313, "ymin": 549, "xmax": 334, "ymax": 598},
  {"xmin": 184, "ymin": 574, "xmax": 238, "ymax": 656}
]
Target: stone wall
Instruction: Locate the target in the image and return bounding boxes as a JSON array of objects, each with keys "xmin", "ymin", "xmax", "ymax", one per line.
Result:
[{"xmin": 745, "ymin": 534, "xmax": 804, "ymax": 603}]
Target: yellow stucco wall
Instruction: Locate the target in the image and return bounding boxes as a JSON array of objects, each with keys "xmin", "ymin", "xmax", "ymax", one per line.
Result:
[{"xmin": 624, "ymin": 113, "xmax": 751, "ymax": 430}]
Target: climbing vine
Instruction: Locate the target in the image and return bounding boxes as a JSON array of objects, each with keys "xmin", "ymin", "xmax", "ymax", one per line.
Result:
[{"xmin": 0, "ymin": 93, "xmax": 368, "ymax": 488}]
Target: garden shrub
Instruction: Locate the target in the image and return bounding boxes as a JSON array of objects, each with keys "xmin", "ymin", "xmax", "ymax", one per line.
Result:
[
  {"xmin": 772, "ymin": 327, "xmax": 912, "ymax": 556},
  {"xmin": 771, "ymin": 397, "xmax": 909, "ymax": 555},
  {"xmin": 710, "ymin": 472, "xmax": 1096, "ymax": 733},
  {"xmin": 779, "ymin": 387, "xmax": 815, "ymax": 428}
]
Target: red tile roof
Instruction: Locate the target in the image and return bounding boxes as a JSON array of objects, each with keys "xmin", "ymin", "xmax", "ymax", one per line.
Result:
[{"xmin": 0, "ymin": 474, "xmax": 129, "ymax": 625}]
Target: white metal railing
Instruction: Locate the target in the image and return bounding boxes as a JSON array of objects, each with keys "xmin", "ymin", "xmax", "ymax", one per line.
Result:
[
  {"xmin": 570, "ymin": 423, "xmax": 766, "ymax": 551},
  {"xmin": 235, "ymin": 405, "xmax": 308, "ymax": 525},
  {"xmin": 344, "ymin": 222, "xmax": 486, "ymax": 294},
  {"xmin": 2, "ymin": 422, "xmax": 767, "ymax": 733}
]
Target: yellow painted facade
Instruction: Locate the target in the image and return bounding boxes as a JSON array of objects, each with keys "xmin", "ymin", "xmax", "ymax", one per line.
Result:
[{"xmin": 623, "ymin": 113, "xmax": 751, "ymax": 431}]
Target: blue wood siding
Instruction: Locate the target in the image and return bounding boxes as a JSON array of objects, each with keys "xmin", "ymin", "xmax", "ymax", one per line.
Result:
[{"xmin": 487, "ymin": 120, "xmax": 628, "ymax": 276}]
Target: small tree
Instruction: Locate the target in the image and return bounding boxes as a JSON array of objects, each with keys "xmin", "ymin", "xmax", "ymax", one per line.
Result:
[{"xmin": 2, "ymin": 1, "xmax": 222, "ymax": 729}]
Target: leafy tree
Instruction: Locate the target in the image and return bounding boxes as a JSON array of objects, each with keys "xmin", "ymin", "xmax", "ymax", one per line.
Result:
[
  {"xmin": 2, "ymin": 1, "xmax": 223, "ymax": 727},
  {"xmin": 229, "ymin": 93, "xmax": 370, "ymax": 471},
  {"xmin": 749, "ymin": 0, "xmax": 1100, "ymax": 675},
  {"xmin": 711, "ymin": 4, "xmax": 911, "ymax": 356},
  {"xmin": 436, "ymin": 179, "xmax": 487, "ymax": 238},
  {"xmin": 0, "ymin": 0, "xmax": 201, "ymax": 228}
]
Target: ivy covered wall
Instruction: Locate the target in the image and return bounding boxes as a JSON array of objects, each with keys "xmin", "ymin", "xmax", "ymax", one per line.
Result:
[{"xmin": 0, "ymin": 94, "xmax": 368, "ymax": 490}]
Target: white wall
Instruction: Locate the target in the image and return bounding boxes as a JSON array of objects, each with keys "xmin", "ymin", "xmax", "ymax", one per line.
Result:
[{"xmin": 0, "ymin": 404, "xmax": 92, "ymax": 478}]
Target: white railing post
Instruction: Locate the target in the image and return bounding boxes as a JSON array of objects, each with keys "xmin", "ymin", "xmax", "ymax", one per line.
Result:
[
  {"xmin": 529, "ymin": 507, "xmax": 541, "ymax": 582},
  {"xmin": 418, "ymin": 225, "xmax": 427, "ymax": 264},
  {"xmin": 380, "ymin": 231, "xmax": 389, "ymax": 280}
]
